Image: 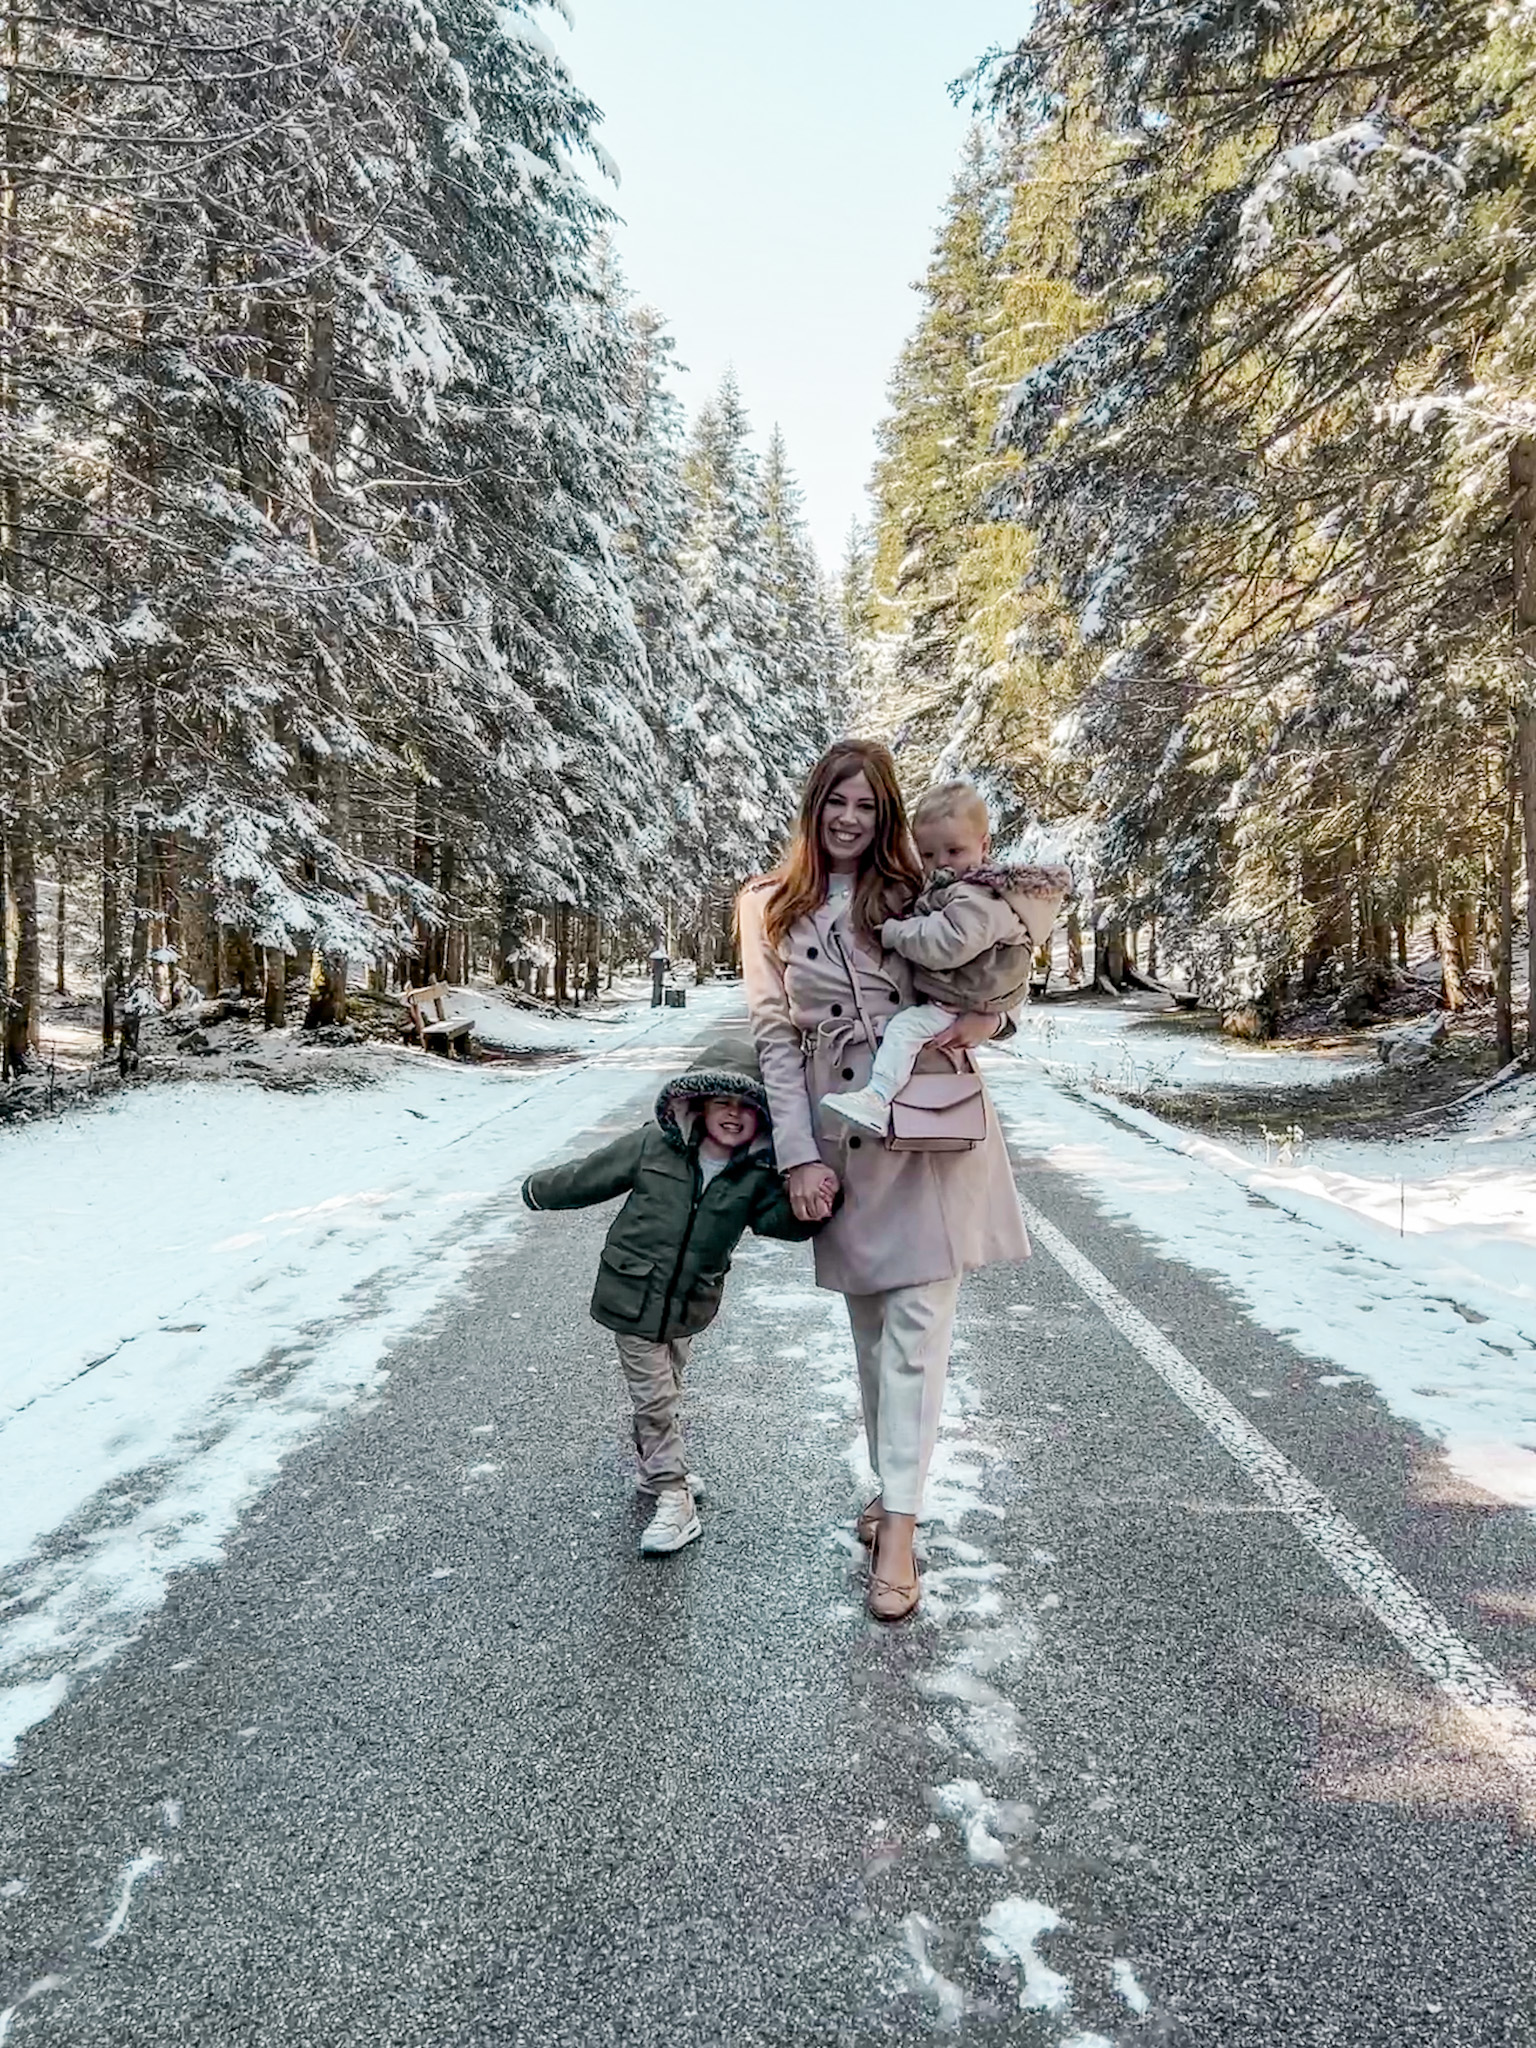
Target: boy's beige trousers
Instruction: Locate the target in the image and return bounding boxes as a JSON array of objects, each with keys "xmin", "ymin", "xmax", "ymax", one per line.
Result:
[
  {"xmin": 844, "ymin": 1278, "xmax": 962, "ymax": 1517},
  {"xmin": 613, "ymin": 1333, "xmax": 694, "ymax": 1492}
]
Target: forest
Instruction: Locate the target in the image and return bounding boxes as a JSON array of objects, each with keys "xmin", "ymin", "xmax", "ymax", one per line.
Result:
[
  {"xmin": 852, "ymin": 0, "xmax": 1536, "ymax": 1050},
  {"xmin": 7, "ymin": 0, "xmax": 1536, "ymax": 1084},
  {"xmin": 0, "ymin": 2, "xmax": 839, "ymax": 1077}
]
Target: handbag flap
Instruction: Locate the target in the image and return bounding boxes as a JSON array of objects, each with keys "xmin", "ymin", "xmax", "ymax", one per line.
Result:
[
  {"xmin": 889, "ymin": 1069, "xmax": 988, "ymax": 1146},
  {"xmin": 896, "ymin": 1070, "xmax": 984, "ymax": 1112}
]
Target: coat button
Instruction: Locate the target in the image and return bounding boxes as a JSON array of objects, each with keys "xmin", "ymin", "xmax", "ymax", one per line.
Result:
[
  {"xmin": 848, "ymin": 1135, "xmax": 862, "ymax": 1149},
  {"xmin": 830, "ymin": 1002, "xmax": 842, "ymax": 1017},
  {"xmin": 807, "ymin": 946, "xmax": 819, "ymax": 959},
  {"xmin": 841, "ymin": 1067, "xmax": 854, "ymax": 1081}
]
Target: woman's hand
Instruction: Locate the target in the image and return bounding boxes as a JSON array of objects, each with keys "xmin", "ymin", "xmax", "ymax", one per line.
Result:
[
  {"xmin": 786, "ymin": 1161, "xmax": 840, "ymax": 1224},
  {"xmin": 930, "ymin": 1011, "xmax": 1003, "ymax": 1057}
]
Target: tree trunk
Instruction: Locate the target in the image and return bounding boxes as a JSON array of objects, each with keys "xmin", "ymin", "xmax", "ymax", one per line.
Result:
[
  {"xmin": 54, "ymin": 855, "xmax": 66, "ymax": 995},
  {"xmin": 102, "ymin": 666, "xmax": 124, "ymax": 1050},
  {"xmin": 0, "ymin": 824, "xmax": 9, "ymax": 1081},
  {"xmin": 585, "ymin": 914, "xmax": 601, "ymax": 1000},
  {"xmin": 1520, "ymin": 705, "xmax": 1536, "ymax": 1058},
  {"xmin": 497, "ymin": 883, "xmax": 520, "ymax": 985},
  {"xmin": 1496, "ymin": 734, "xmax": 1517, "ymax": 1067},
  {"xmin": 1510, "ymin": 437, "xmax": 1536, "ymax": 1056},
  {"xmin": 1099, "ymin": 918, "xmax": 1125, "ymax": 990},
  {"xmin": 225, "ymin": 926, "xmax": 259, "ymax": 999},
  {"xmin": 1444, "ymin": 895, "xmax": 1477, "ymax": 1006},
  {"xmin": 0, "ymin": 11, "xmax": 20, "ymax": 1081},
  {"xmin": 6, "ymin": 761, "xmax": 40, "ymax": 1070},
  {"xmin": 129, "ymin": 663, "xmax": 159, "ymax": 991},
  {"xmin": 696, "ymin": 888, "xmax": 717, "ymax": 981},
  {"xmin": 304, "ymin": 949, "xmax": 348, "ymax": 1029},
  {"xmin": 161, "ymin": 835, "xmax": 182, "ymax": 1001},
  {"xmin": 1065, "ymin": 906, "xmax": 1084, "ymax": 984},
  {"xmin": 263, "ymin": 946, "xmax": 287, "ymax": 1030},
  {"xmin": 554, "ymin": 905, "xmax": 569, "ymax": 1005}
]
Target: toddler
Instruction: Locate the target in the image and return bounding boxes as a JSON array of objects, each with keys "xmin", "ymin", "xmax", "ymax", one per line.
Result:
[{"xmin": 821, "ymin": 782, "xmax": 1070, "ymax": 1136}]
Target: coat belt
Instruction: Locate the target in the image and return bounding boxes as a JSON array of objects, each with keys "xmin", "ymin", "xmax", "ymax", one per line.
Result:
[{"xmin": 801, "ymin": 1017, "xmax": 876, "ymax": 1062}]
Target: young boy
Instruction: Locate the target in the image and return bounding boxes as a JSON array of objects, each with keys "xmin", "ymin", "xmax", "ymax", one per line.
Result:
[
  {"xmin": 522, "ymin": 1035, "xmax": 823, "ymax": 1556},
  {"xmin": 821, "ymin": 781, "xmax": 1071, "ymax": 1136}
]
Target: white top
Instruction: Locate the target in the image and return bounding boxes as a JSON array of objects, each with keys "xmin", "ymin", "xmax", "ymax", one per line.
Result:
[{"xmin": 698, "ymin": 1152, "xmax": 732, "ymax": 1188}]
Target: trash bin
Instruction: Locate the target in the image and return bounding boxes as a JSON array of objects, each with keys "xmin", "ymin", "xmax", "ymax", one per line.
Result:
[{"xmin": 664, "ymin": 988, "xmax": 687, "ymax": 1009}]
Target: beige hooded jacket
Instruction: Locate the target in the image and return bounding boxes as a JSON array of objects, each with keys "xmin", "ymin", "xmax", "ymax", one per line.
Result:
[{"xmin": 880, "ymin": 862, "xmax": 1072, "ymax": 1013}]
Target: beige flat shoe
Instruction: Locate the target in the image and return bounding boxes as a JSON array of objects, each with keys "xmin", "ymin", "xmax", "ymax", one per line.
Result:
[
  {"xmin": 855, "ymin": 1494, "xmax": 884, "ymax": 1548},
  {"xmin": 867, "ymin": 1563, "xmax": 922, "ymax": 1624},
  {"xmin": 866, "ymin": 1531, "xmax": 921, "ymax": 1623}
]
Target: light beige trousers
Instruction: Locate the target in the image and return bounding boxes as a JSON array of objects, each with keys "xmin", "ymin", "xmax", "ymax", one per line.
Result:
[
  {"xmin": 613, "ymin": 1333, "xmax": 694, "ymax": 1492},
  {"xmin": 844, "ymin": 1277, "xmax": 962, "ymax": 1517}
]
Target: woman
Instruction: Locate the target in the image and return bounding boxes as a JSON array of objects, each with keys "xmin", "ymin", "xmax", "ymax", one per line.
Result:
[{"xmin": 738, "ymin": 739, "xmax": 1031, "ymax": 1621}]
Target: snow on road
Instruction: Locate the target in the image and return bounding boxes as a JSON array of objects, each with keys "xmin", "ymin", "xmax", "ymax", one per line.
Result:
[
  {"xmin": 0, "ymin": 984, "xmax": 739, "ymax": 1766},
  {"xmin": 6, "ymin": 975, "xmax": 1534, "ymax": 1781},
  {"xmin": 988, "ymin": 998, "xmax": 1536, "ymax": 1514}
]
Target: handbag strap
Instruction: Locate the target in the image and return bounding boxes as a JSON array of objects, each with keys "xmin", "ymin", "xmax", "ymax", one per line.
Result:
[
  {"xmin": 830, "ymin": 919, "xmax": 968, "ymax": 1078},
  {"xmin": 829, "ymin": 925, "xmax": 883, "ymax": 1055}
]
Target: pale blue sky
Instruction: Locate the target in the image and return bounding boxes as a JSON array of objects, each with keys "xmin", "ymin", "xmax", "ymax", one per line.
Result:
[{"xmin": 551, "ymin": 1, "xmax": 1025, "ymax": 565}]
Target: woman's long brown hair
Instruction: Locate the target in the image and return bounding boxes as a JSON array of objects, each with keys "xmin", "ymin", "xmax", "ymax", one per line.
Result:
[{"xmin": 759, "ymin": 739, "xmax": 923, "ymax": 950}]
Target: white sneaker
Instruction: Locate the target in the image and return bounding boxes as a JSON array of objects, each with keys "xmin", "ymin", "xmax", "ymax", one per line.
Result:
[
  {"xmin": 640, "ymin": 1485, "xmax": 702, "ymax": 1555},
  {"xmin": 821, "ymin": 1086, "xmax": 891, "ymax": 1136}
]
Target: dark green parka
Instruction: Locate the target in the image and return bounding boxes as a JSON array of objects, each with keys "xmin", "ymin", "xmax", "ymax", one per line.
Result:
[{"xmin": 521, "ymin": 1035, "xmax": 821, "ymax": 1342}]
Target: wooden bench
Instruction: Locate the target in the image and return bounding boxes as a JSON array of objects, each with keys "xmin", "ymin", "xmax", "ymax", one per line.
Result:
[{"xmin": 403, "ymin": 983, "xmax": 474, "ymax": 1056}]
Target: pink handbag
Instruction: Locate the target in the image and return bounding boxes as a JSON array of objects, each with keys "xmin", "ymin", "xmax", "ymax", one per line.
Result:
[{"xmin": 832, "ymin": 933, "xmax": 988, "ymax": 1154}]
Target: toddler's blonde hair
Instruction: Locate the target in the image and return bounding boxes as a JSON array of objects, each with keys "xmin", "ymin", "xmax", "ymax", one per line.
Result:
[{"xmin": 911, "ymin": 780, "xmax": 991, "ymax": 837}]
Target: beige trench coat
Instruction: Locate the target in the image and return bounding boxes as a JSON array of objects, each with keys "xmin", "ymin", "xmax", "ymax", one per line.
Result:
[{"xmin": 738, "ymin": 881, "xmax": 1031, "ymax": 1297}]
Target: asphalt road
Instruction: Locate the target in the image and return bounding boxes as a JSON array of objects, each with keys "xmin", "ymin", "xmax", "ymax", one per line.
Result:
[{"xmin": 3, "ymin": 1006, "xmax": 1535, "ymax": 2045}]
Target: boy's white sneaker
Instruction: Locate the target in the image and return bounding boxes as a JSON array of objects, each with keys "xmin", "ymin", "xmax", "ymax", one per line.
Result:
[
  {"xmin": 821, "ymin": 1086, "xmax": 891, "ymax": 1136},
  {"xmin": 640, "ymin": 1485, "xmax": 702, "ymax": 1556}
]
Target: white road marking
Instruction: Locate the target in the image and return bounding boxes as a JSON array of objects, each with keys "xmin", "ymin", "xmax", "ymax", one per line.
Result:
[{"xmin": 1020, "ymin": 1194, "xmax": 1536, "ymax": 1795}]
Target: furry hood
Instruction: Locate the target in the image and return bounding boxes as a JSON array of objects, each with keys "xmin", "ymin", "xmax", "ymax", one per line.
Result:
[
  {"xmin": 654, "ymin": 1035, "xmax": 773, "ymax": 1156},
  {"xmin": 924, "ymin": 862, "xmax": 1074, "ymax": 901}
]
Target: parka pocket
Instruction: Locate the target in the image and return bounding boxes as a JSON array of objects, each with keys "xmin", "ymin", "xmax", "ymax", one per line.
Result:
[
  {"xmin": 679, "ymin": 1267, "xmax": 728, "ymax": 1335},
  {"xmin": 594, "ymin": 1246, "xmax": 656, "ymax": 1323}
]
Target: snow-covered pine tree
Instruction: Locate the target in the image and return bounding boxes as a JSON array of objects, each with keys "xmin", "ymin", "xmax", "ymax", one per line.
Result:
[
  {"xmin": 983, "ymin": 0, "xmax": 1535, "ymax": 1021},
  {"xmin": 759, "ymin": 428, "xmax": 839, "ymax": 833},
  {"xmin": 863, "ymin": 129, "xmax": 1010, "ymax": 764},
  {"xmin": 0, "ymin": 0, "xmax": 839, "ymax": 1058},
  {"xmin": 611, "ymin": 299, "xmax": 726, "ymax": 932},
  {"xmin": 676, "ymin": 372, "xmax": 775, "ymax": 966}
]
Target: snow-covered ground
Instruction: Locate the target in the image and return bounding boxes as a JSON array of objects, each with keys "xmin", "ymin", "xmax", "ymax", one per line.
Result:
[
  {"xmin": 1014, "ymin": 991, "xmax": 1376, "ymax": 1093},
  {"xmin": 6, "ymin": 976, "xmax": 1534, "ymax": 1776},
  {"xmin": 987, "ymin": 996, "xmax": 1536, "ymax": 1514},
  {"xmin": 0, "ymin": 982, "xmax": 740, "ymax": 1766}
]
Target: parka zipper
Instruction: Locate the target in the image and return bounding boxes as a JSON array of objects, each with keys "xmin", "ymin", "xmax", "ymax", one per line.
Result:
[
  {"xmin": 656, "ymin": 1151, "xmax": 744, "ymax": 1336},
  {"xmin": 657, "ymin": 1158, "xmax": 703, "ymax": 1339}
]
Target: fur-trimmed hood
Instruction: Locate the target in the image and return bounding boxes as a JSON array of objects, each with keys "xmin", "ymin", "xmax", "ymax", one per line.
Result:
[
  {"xmin": 654, "ymin": 1035, "xmax": 773, "ymax": 1155},
  {"xmin": 923, "ymin": 861, "xmax": 1074, "ymax": 902}
]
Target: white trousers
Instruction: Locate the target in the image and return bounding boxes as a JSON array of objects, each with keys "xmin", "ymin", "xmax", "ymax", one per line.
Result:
[
  {"xmin": 844, "ymin": 1277, "xmax": 962, "ymax": 1516},
  {"xmin": 865, "ymin": 1003, "xmax": 958, "ymax": 1102}
]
